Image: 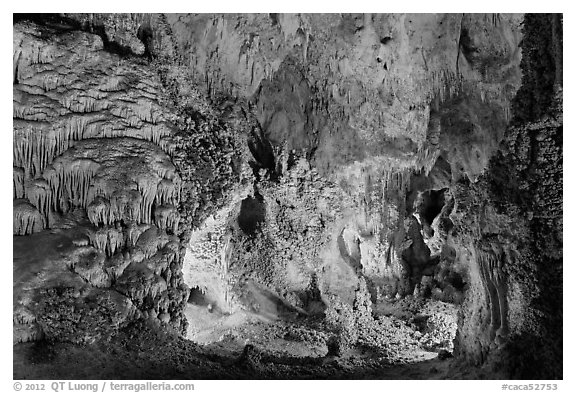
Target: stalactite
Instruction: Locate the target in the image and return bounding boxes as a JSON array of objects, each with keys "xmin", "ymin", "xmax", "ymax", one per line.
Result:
[
  {"xmin": 61, "ymin": 114, "xmax": 89, "ymax": 147},
  {"xmin": 27, "ymin": 178, "xmax": 51, "ymax": 222},
  {"xmin": 141, "ymin": 251, "xmax": 169, "ymax": 278},
  {"xmin": 43, "ymin": 160, "xmax": 100, "ymax": 215},
  {"xmin": 15, "ymin": 117, "xmax": 175, "ymax": 185},
  {"xmin": 158, "ymin": 138, "xmax": 176, "ymax": 156},
  {"xmin": 61, "ymin": 95, "xmax": 100, "ymax": 113},
  {"xmin": 85, "ymin": 177, "xmax": 179, "ymax": 229},
  {"xmin": 30, "ymin": 42, "xmax": 54, "ymax": 65},
  {"xmin": 381, "ymin": 167, "xmax": 411, "ymax": 196},
  {"xmin": 136, "ymin": 227, "xmax": 171, "ymax": 259},
  {"xmin": 13, "ymin": 131, "xmax": 58, "ymax": 178},
  {"xmin": 136, "ymin": 182, "xmax": 157, "ymax": 225},
  {"xmin": 37, "ymin": 135, "xmax": 182, "ymax": 230},
  {"xmin": 503, "ymin": 103, "xmax": 511, "ymax": 124},
  {"xmin": 40, "ymin": 70, "xmax": 62, "ymax": 92},
  {"xmin": 87, "ymin": 190, "xmax": 147, "ymax": 227},
  {"xmin": 154, "ymin": 204, "xmax": 179, "ymax": 234},
  {"xmin": 105, "ymin": 252, "xmax": 132, "ymax": 281},
  {"xmin": 13, "ymin": 167, "xmax": 25, "ymax": 199},
  {"xmin": 13, "ymin": 309, "xmax": 37, "ymax": 326},
  {"xmin": 416, "ymin": 146, "xmax": 441, "ymax": 176},
  {"xmin": 71, "ymin": 251, "xmax": 110, "ymax": 288},
  {"xmin": 14, "ymin": 321, "xmax": 44, "ymax": 344},
  {"xmin": 163, "ymin": 241, "xmax": 180, "ymax": 265},
  {"xmin": 117, "ymin": 263, "xmax": 169, "ymax": 306},
  {"xmin": 87, "ymin": 196, "xmax": 112, "ymax": 226},
  {"xmin": 155, "ymin": 178, "xmax": 181, "ymax": 206},
  {"xmin": 114, "ymin": 190, "xmax": 143, "ymax": 224},
  {"xmin": 13, "ymin": 199, "xmax": 45, "ymax": 235},
  {"xmin": 429, "ymin": 70, "xmax": 461, "ymax": 105},
  {"xmin": 89, "ymin": 226, "xmax": 126, "ymax": 257},
  {"xmin": 126, "ymin": 223, "xmax": 152, "ymax": 247}
]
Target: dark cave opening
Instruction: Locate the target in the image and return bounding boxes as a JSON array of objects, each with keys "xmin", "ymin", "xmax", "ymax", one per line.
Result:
[
  {"xmin": 137, "ymin": 23, "xmax": 154, "ymax": 60},
  {"xmin": 269, "ymin": 13, "xmax": 279, "ymax": 26},
  {"xmin": 406, "ymin": 155, "xmax": 452, "ymax": 217},
  {"xmin": 446, "ymin": 270, "xmax": 466, "ymax": 292},
  {"xmin": 420, "ymin": 189, "xmax": 447, "ymax": 225},
  {"xmin": 188, "ymin": 287, "xmax": 210, "ymax": 307},
  {"xmin": 458, "ymin": 27, "xmax": 478, "ymax": 65},
  {"xmin": 238, "ymin": 194, "xmax": 266, "ymax": 235},
  {"xmin": 286, "ymin": 150, "xmax": 298, "ymax": 171},
  {"xmin": 248, "ymin": 127, "xmax": 277, "ymax": 178},
  {"xmin": 13, "ymin": 13, "xmax": 82, "ymax": 31}
]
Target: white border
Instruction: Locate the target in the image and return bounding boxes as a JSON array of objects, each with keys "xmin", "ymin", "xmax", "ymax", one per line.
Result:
[{"xmin": 2, "ymin": 5, "xmax": 572, "ymax": 390}]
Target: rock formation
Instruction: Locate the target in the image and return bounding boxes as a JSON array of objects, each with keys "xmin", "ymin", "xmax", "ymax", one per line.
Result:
[{"xmin": 13, "ymin": 13, "xmax": 562, "ymax": 380}]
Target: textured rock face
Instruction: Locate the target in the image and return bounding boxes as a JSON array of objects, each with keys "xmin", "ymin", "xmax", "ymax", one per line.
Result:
[
  {"xmin": 13, "ymin": 16, "xmax": 253, "ymax": 345},
  {"xmin": 12, "ymin": 20, "xmax": 190, "ymax": 343},
  {"xmin": 13, "ymin": 13, "xmax": 562, "ymax": 379},
  {"xmin": 65, "ymin": 13, "xmax": 521, "ymax": 165},
  {"xmin": 448, "ymin": 14, "xmax": 562, "ymax": 379},
  {"xmin": 148, "ymin": 13, "xmax": 524, "ymax": 324}
]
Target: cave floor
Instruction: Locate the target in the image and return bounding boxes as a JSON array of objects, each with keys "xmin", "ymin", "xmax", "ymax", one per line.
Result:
[
  {"xmin": 12, "ymin": 337, "xmax": 452, "ymax": 380},
  {"xmin": 184, "ymin": 302, "xmax": 440, "ymax": 362},
  {"xmin": 12, "ymin": 340, "xmax": 485, "ymax": 380},
  {"xmin": 13, "ymin": 315, "xmax": 499, "ymax": 380}
]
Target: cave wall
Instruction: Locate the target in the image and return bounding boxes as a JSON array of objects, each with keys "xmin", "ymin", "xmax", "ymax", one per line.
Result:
[
  {"xmin": 12, "ymin": 18, "xmax": 253, "ymax": 344},
  {"xmin": 128, "ymin": 12, "xmax": 524, "ymax": 312},
  {"xmin": 450, "ymin": 14, "xmax": 563, "ymax": 378},
  {"xmin": 63, "ymin": 13, "xmax": 521, "ymax": 171},
  {"xmin": 14, "ymin": 12, "xmax": 521, "ymax": 331}
]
